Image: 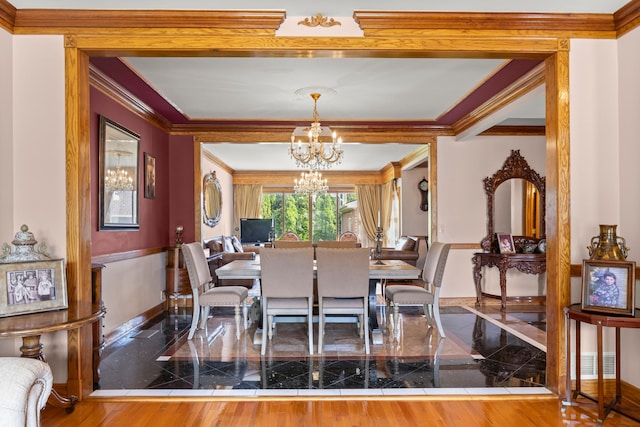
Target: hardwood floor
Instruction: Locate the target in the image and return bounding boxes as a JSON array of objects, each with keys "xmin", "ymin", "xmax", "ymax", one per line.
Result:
[{"xmin": 41, "ymin": 396, "xmax": 640, "ymax": 426}]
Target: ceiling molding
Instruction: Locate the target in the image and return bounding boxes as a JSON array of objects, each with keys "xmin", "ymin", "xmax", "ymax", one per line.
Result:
[
  {"xmin": 0, "ymin": 0, "xmax": 15, "ymax": 32},
  {"xmin": 452, "ymin": 62, "xmax": 545, "ymax": 135},
  {"xmin": 233, "ymin": 170, "xmax": 381, "ymax": 186},
  {"xmin": 400, "ymin": 144, "xmax": 430, "ymax": 170},
  {"xmin": 615, "ymin": 0, "xmax": 640, "ymax": 36},
  {"xmin": 13, "ymin": 9, "xmax": 286, "ymax": 33},
  {"xmin": 202, "ymin": 149, "xmax": 234, "ymax": 176},
  {"xmin": 353, "ymin": 11, "xmax": 616, "ymax": 35},
  {"xmin": 89, "ymin": 64, "xmax": 172, "ymax": 132},
  {"xmin": 480, "ymin": 125, "xmax": 545, "ymax": 136}
]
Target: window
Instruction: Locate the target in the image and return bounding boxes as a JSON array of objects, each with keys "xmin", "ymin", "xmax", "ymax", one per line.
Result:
[{"xmin": 262, "ymin": 191, "xmax": 358, "ymax": 242}]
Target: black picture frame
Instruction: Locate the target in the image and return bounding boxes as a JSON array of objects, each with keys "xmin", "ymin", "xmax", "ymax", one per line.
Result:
[
  {"xmin": 581, "ymin": 259, "xmax": 636, "ymax": 316},
  {"xmin": 99, "ymin": 115, "xmax": 140, "ymax": 230}
]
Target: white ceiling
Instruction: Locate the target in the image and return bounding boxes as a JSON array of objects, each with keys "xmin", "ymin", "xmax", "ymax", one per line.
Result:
[{"xmin": 10, "ymin": 1, "xmax": 630, "ymax": 171}]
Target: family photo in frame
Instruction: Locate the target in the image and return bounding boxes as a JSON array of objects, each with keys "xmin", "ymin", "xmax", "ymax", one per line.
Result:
[
  {"xmin": 0, "ymin": 259, "xmax": 68, "ymax": 317},
  {"xmin": 497, "ymin": 233, "xmax": 515, "ymax": 254},
  {"xmin": 581, "ymin": 259, "xmax": 636, "ymax": 316}
]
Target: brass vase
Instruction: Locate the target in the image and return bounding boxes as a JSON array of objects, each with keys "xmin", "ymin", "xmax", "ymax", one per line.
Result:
[{"xmin": 587, "ymin": 224, "xmax": 629, "ymax": 260}]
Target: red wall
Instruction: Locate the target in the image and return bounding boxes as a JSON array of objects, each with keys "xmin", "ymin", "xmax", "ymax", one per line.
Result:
[{"xmin": 90, "ymin": 87, "xmax": 194, "ymax": 256}]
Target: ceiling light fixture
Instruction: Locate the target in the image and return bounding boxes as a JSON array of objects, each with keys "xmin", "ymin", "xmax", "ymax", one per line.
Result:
[
  {"xmin": 294, "ymin": 169, "xmax": 328, "ymax": 196},
  {"xmin": 289, "ymin": 93, "xmax": 343, "ymax": 169}
]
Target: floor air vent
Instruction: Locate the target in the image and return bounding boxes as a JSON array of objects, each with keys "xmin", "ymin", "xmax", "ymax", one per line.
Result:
[{"xmin": 570, "ymin": 352, "xmax": 616, "ymax": 379}]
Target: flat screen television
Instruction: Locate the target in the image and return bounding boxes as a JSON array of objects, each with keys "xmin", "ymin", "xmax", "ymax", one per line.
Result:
[{"xmin": 240, "ymin": 218, "xmax": 273, "ymax": 244}]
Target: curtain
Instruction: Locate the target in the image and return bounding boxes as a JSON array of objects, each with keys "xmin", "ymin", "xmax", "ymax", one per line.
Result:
[
  {"xmin": 384, "ymin": 180, "xmax": 400, "ymax": 247},
  {"xmin": 233, "ymin": 184, "xmax": 262, "ymax": 235},
  {"xmin": 355, "ymin": 184, "xmax": 381, "ymax": 243}
]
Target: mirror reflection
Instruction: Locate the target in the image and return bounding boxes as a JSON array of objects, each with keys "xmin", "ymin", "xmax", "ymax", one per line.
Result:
[
  {"xmin": 203, "ymin": 171, "xmax": 222, "ymax": 227},
  {"xmin": 99, "ymin": 116, "xmax": 140, "ymax": 230},
  {"xmin": 494, "ymin": 179, "xmax": 541, "ymax": 238}
]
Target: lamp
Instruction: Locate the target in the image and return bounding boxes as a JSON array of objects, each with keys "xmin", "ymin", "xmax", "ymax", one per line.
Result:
[
  {"xmin": 105, "ymin": 153, "xmax": 134, "ymax": 192},
  {"xmin": 289, "ymin": 93, "xmax": 343, "ymax": 169},
  {"xmin": 294, "ymin": 169, "xmax": 328, "ymax": 196}
]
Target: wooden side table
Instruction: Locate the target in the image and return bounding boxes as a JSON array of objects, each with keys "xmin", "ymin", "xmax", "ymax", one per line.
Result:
[
  {"xmin": 563, "ymin": 304, "xmax": 640, "ymax": 424},
  {"xmin": 0, "ymin": 308, "xmax": 105, "ymax": 413},
  {"xmin": 472, "ymin": 252, "xmax": 546, "ymax": 310},
  {"xmin": 166, "ymin": 246, "xmax": 191, "ymax": 310}
]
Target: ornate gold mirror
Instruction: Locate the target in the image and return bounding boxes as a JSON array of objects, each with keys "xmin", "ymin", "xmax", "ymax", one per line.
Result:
[
  {"xmin": 480, "ymin": 150, "xmax": 545, "ymax": 252},
  {"xmin": 203, "ymin": 171, "xmax": 222, "ymax": 228}
]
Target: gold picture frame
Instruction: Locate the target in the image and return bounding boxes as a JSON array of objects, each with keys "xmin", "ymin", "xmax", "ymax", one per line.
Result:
[{"xmin": 0, "ymin": 259, "xmax": 68, "ymax": 317}]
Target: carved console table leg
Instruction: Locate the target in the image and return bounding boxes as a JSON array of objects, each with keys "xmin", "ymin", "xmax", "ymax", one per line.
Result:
[
  {"xmin": 19, "ymin": 335, "xmax": 78, "ymax": 413},
  {"xmin": 472, "ymin": 255, "xmax": 483, "ymax": 306},
  {"xmin": 498, "ymin": 264, "xmax": 508, "ymax": 311}
]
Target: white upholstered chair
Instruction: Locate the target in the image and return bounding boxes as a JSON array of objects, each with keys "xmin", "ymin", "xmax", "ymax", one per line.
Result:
[
  {"xmin": 316, "ymin": 240, "xmax": 358, "ymax": 248},
  {"xmin": 0, "ymin": 357, "xmax": 53, "ymax": 427},
  {"xmin": 259, "ymin": 246, "xmax": 315, "ymax": 355},
  {"xmin": 280, "ymin": 231, "xmax": 300, "ymax": 241},
  {"xmin": 385, "ymin": 242, "xmax": 451, "ymax": 339},
  {"xmin": 182, "ymin": 242, "xmax": 249, "ymax": 340},
  {"xmin": 316, "ymin": 247, "xmax": 371, "ymax": 354}
]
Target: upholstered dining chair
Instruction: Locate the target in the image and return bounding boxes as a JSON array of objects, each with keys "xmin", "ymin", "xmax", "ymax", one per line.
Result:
[
  {"xmin": 385, "ymin": 242, "xmax": 451, "ymax": 339},
  {"xmin": 272, "ymin": 240, "xmax": 312, "ymax": 248},
  {"xmin": 316, "ymin": 247, "xmax": 371, "ymax": 354},
  {"xmin": 316, "ymin": 240, "xmax": 358, "ymax": 248},
  {"xmin": 339, "ymin": 231, "xmax": 358, "ymax": 242},
  {"xmin": 259, "ymin": 246, "xmax": 315, "ymax": 355},
  {"xmin": 280, "ymin": 231, "xmax": 300, "ymax": 241},
  {"xmin": 182, "ymin": 242, "xmax": 249, "ymax": 340}
]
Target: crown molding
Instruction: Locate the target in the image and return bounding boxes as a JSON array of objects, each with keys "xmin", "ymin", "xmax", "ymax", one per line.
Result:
[
  {"xmin": 0, "ymin": 0, "xmax": 15, "ymax": 32},
  {"xmin": 13, "ymin": 9, "xmax": 285, "ymax": 33},
  {"xmin": 615, "ymin": 0, "xmax": 640, "ymax": 37}
]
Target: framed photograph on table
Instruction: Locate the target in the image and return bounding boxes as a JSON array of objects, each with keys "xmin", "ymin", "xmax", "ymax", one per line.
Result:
[
  {"xmin": 0, "ymin": 259, "xmax": 68, "ymax": 317},
  {"xmin": 581, "ymin": 259, "xmax": 635, "ymax": 316},
  {"xmin": 496, "ymin": 233, "xmax": 515, "ymax": 254}
]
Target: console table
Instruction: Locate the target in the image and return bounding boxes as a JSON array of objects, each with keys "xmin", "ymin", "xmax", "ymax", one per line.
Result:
[
  {"xmin": 0, "ymin": 308, "xmax": 105, "ymax": 413},
  {"xmin": 563, "ymin": 304, "xmax": 640, "ymax": 424},
  {"xmin": 472, "ymin": 252, "xmax": 546, "ymax": 310}
]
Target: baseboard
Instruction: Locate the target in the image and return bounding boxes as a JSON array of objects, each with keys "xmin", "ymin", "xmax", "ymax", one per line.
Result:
[
  {"xmin": 569, "ymin": 380, "xmax": 640, "ymax": 406},
  {"xmin": 104, "ymin": 303, "xmax": 166, "ymax": 348}
]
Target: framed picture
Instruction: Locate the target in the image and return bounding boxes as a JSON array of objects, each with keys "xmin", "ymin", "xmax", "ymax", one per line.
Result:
[
  {"xmin": 0, "ymin": 259, "xmax": 68, "ymax": 317},
  {"xmin": 497, "ymin": 233, "xmax": 515, "ymax": 254},
  {"xmin": 144, "ymin": 152, "xmax": 156, "ymax": 199},
  {"xmin": 581, "ymin": 259, "xmax": 636, "ymax": 316},
  {"xmin": 99, "ymin": 115, "xmax": 140, "ymax": 230}
]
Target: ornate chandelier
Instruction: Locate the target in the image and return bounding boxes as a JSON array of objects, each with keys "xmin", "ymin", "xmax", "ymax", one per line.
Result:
[
  {"xmin": 105, "ymin": 154, "xmax": 134, "ymax": 192},
  {"xmin": 289, "ymin": 93, "xmax": 343, "ymax": 169},
  {"xmin": 294, "ymin": 169, "xmax": 328, "ymax": 196}
]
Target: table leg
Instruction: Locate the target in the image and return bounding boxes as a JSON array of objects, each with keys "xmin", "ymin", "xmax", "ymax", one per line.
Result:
[
  {"xmin": 369, "ymin": 278, "xmax": 383, "ymax": 345},
  {"xmin": 472, "ymin": 255, "xmax": 483, "ymax": 306},
  {"xmin": 19, "ymin": 335, "xmax": 78, "ymax": 413},
  {"xmin": 597, "ymin": 320, "xmax": 604, "ymax": 423},
  {"xmin": 498, "ymin": 267, "xmax": 507, "ymax": 310}
]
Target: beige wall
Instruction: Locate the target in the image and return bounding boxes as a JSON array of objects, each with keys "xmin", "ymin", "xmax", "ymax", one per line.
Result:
[
  {"xmin": 436, "ymin": 135, "xmax": 546, "ymax": 298},
  {"xmin": 400, "ymin": 166, "xmax": 429, "ymax": 239}
]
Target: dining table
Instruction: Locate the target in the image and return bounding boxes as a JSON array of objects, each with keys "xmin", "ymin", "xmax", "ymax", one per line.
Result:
[{"xmin": 215, "ymin": 258, "xmax": 421, "ymax": 345}]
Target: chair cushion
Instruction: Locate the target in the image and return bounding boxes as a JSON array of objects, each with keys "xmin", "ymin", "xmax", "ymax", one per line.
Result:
[
  {"xmin": 385, "ymin": 284, "xmax": 434, "ymax": 305},
  {"xmin": 223, "ymin": 236, "xmax": 235, "ymax": 253},
  {"xmin": 395, "ymin": 236, "xmax": 416, "ymax": 251},
  {"xmin": 206, "ymin": 239, "xmax": 223, "ymax": 255},
  {"xmin": 321, "ymin": 297, "xmax": 365, "ymax": 310},
  {"xmin": 266, "ymin": 297, "xmax": 310, "ymax": 310},
  {"xmin": 231, "ymin": 236, "xmax": 244, "ymax": 253},
  {"xmin": 200, "ymin": 286, "xmax": 248, "ymax": 305}
]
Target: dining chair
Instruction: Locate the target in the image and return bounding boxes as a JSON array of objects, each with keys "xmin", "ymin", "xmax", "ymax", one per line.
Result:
[
  {"xmin": 272, "ymin": 240, "xmax": 312, "ymax": 248},
  {"xmin": 316, "ymin": 240, "xmax": 358, "ymax": 248},
  {"xmin": 384, "ymin": 242, "xmax": 451, "ymax": 339},
  {"xmin": 182, "ymin": 242, "xmax": 249, "ymax": 340},
  {"xmin": 316, "ymin": 247, "xmax": 371, "ymax": 354},
  {"xmin": 259, "ymin": 246, "xmax": 315, "ymax": 355},
  {"xmin": 339, "ymin": 231, "xmax": 358, "ymax": 242},
  {"xmin": 280, "ymin": 231, "xmax": 300, "ymax": 241}
]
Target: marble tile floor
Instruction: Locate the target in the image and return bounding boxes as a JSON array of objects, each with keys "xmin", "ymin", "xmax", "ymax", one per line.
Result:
[{"xmin": 93, "ymin": 300, "xmax": 551, "ymax": 398}]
